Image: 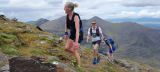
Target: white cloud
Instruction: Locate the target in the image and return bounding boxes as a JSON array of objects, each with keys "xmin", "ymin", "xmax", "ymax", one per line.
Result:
[
  {"xmin": 113, "ymin": 10, "xmax": 160, "ymax": 18},
  {"xmin": 121, "ymin": 0, "xmax": 160, "ymax": 7},
  {"xmin": 0, "ymin": 10, "xmax": 5, "ymax": 15},
  {"xmin": 1, "ymin": 0, "xmax": 160, "ymax": 21},
  {"xmin": 8, "ymin": 0, "xmax": 53, "ymax": 9}
]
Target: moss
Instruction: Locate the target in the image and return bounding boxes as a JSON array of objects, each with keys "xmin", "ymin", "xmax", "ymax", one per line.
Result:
[
  {"xmin": 31, "ymin": 48, "xmax": 45, "ymax": 56},
  {"xmin": 0, "ymin": 45, "xmax": 19, "ymax": 55},
  {"xmin": 0, "ymin": 33, "xmax": 17, "ymax": 44}
]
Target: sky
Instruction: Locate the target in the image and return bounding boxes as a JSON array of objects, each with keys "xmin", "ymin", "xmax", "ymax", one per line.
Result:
[{"xmin": 0, "ymin": 0, "xmax": 160, "ymax": 22}]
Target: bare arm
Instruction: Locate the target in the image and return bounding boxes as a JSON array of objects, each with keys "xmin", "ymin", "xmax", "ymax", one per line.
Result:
[
  {"xmin": 109, "ymin": 44, "xmax": 112, "ymax": 49},
  {"xmin": 86, "ymin": 28, "xmax": 91, "ymax": 42},
  {"xmin": 99, "ymin": 27, "xmax": 104, "ymax": 40},
  {"xmin": 64, "ymin": 17, "xmax": 69, "ymax": 40},
  {"xmin": 65, "ymin": 18, "xmax": 68, "ymax": 33},
  {"xmin": 74, "ymin": 15, "xmax": 80, "ymax": 43}
]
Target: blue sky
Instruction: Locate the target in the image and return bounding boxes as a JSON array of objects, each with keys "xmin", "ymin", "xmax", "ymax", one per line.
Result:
[{"xmin": 0, "ymin": 0, "xmax": 160, "ymax": 22}]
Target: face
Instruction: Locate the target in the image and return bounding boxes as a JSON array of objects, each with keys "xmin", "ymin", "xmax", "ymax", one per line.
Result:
[
  {"xmin": 92, "ymin": 23, "xmax": 96, "ymax": 28},
  {"xmin": 64, "ymin": 5, "xmax": 71, "ymax": 14}
]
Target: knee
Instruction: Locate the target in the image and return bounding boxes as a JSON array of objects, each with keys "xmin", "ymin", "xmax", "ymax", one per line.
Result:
[
  {"xmin": 93, "ymin": 46, "xmax": 98, "ymax": 50},
  {"xmin": 93, "ymin": 48, "xmax": 98, "ymax": 53},
  {"xmin": 64, "ymin": 45, "xmax": 69, "ymax": 51},
  {"xmin": 65, "ymin": 44, "xmax": 69, "ymax": 48},
  {"xmin": 73, "ymin": 50, "xmax": 78, "ymax": 54},
  {"xmin": 95, "ymin": 44, "xmax": 99, "ymax": 47}
]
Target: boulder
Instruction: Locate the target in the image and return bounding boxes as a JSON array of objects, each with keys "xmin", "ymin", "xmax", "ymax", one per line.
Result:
[{"xmin": 9, "ymin": 57, "xmax": 57, "ymax": 72}]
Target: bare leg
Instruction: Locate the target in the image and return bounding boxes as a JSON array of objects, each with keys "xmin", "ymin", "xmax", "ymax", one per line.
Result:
[
  {"xmin": 108, "ymin": 52, "xmax": 114, "ymax": 62},
  {"xmin": 93, "ymin": 44, "xmax": 99, "ymax": 58},
  {"xmin": 69, "ymin": 41, "xmax": 81, "ymax": 66},
  {"xmin": 65, "ymin": 40, "xmax": 81, "ymax": 66},
  {"xmin": 92, "ymin": 45, "xmax": 95, "ymax": 58},
  {"xmin": 74, "ymin": 49, "xmax": 81, "ymax": 66},
  {"xmin": 107, "ymin": 52, "xmax": 111, "ymax": 61},
  {"xmin": 65, "ymin": 39, "xmax": 73, "ymax": 53},
  {"xmin": 110, "ymin": 53, "xmax": 114, "ymax": 61}
]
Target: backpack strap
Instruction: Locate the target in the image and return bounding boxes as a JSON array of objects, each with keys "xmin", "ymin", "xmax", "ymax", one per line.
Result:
[
  {"xmin": 73, "ymin": 13, "xmax": 83, "ymax": 31},
  {"xmin": 90, "ymin": 27, "xmax": 92, "ymax": 36},
  {"xmin": 73, "ymin": 13, "xmax": 84, "ymax": 42},
  {"xmin": 96, "ymin": 26, "xmax": 100, "ymax": 36},
  {"xmin": 90, "ymin": 26, "xmax": 100, "ymax": 36}
]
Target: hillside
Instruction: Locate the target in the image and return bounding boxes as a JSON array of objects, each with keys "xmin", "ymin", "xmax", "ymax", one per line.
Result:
[
  {"xmin": 143, "ymin": 24, "xmax": 160, "ymax": 30},
  {"xmin": 0, "ymin": 16, "xmax": 159, "ymax": 72},
  {"xmin": 39, "ymin": 16, "xmax": 160, "ymax": 69}
]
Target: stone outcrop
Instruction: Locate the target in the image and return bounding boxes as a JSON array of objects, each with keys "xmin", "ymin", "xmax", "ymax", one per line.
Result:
[{"xmin": 9, "ymin": 57, "xmax": 57, "ymax": 72}]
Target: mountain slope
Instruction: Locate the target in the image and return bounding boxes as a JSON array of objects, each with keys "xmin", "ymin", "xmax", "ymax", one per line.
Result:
[
  {"xmin": 39, "ymin": 16, "xmax": 160, "ymax": 69},
  {"xmin": 27, "ymin": 18, "xmax": 49, "ymax": 26},
  {"xmin": 1, "ymin": 16, "xmax": 159, "ymax": 72},
  {"xmin": 39, "ymin": 16, "xmax": 65, "ymax": 35},
  {"xmin": 144, "ymin": 24, "xmax": 160, "ymax": 29}
]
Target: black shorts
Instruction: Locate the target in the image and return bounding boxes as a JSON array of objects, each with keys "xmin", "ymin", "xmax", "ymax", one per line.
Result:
[
  {"xmin": 92, "ymin": 40, "xmax": 101, "ymax": 45},
  {"xmin": 69, "ymin": 29, "xmax": 83, "ymax": 43},
  {"xmin": 69, "ymin": 34, "xmax": 83, "ymax": 43}
]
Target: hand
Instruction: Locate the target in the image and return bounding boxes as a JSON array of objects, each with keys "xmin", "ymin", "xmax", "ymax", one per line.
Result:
[
  {"xmin": 86, "ymin": 36, "xmax": 90, "ymax": 43},
  {"xmin": 64, "ymin": 32, "xmax": 68, "ymax": 40},
  {"xmin": 64, "ymin": 35, "xmax": 68, "ymax": 40},
  {"xmin": 74, "ymin": 42, "xmax": 79, "ymax": 50}
]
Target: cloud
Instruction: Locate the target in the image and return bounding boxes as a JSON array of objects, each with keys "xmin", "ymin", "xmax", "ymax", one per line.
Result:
[
  {"xmin": 121, "ymin": 0, "xmax": 160, "ymax": 7},
  {"xmin": 113, "ymin": 10, "xmax": 160, "ymax": 18},
  {"xmin": 0, "ymin": 10, "xmax": 5, "ymax": 15},
  {"xmin": 0, "ymin": 0, "xmax": 64, "ymax": 21},
  {"xmin": 8, "ymin": 0, "xmax": 52, "ymax": 9},
  {"xmin": 1, "ymin": 0, "xmax": 160, "ymax": 21},
  {"xmin": 123, "ymin": 3, "xmax": 159, "ymax": 7}
]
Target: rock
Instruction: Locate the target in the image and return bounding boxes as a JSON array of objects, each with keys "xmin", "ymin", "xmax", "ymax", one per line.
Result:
[
  {"xmin": 0, "ymin": 15, "xmax": 8, "ymax": 21},
  {"xmin": 36, "ymin": 26, "xmax": 43, "ymax": 31},
  {"xmin": 57, "ymin": 63, "xmax": 76, "ymax": 72},
  {"xmin": 113, "ymin": 59, "xmax": 156, "ymax": 72},
  {"xmin": 30, "ymin": 56, "xmax": 47, "ymax": 63},
  {"xmin": 47, "ymin": 48, "xmax": 60, "ymax": 54},
  {"xmin": 48, "ymin": 56, "xmax": 60, "ymax": 62},
  {"xmin": 11, "ymin": 18, "xmax": 18, "ymax": 22},
  {"xmin": 48, "ymin": 56, "xmax": 76, "ymax": 72},
  {"xmin": 0, "ymin": 53, "xmax": 8, "ymax": 61},
  {"xmin": 0, "ymin": 53, "xmax": 9, "ymax": 72},
  {"xmin": 114, "ymin": 59, "xmax": 136, "ymax": 70},
  {"xmin": 9, "ymin": 57, "xmax": 57, "ymax": 72},
  {"xmin": 0, "ymin": 64, "xmax": 9, "ymax": 72}
]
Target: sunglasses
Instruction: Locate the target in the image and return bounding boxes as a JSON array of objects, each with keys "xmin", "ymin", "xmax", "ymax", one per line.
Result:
[{"xmin": 92, "ymin": 23, "xmax": 96, "ymax": 24}]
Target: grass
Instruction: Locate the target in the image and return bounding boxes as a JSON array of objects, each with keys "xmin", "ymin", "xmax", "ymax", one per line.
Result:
[
  {"xmin": 18, "ymin": 47, "xmax": 49, "ymax": 57},
  {"xmin": 0, "ymin": 19, "xmax": 158, "ymax": 72},
  {"xmin": 0, "ymin": 44, "xmax": 19, "ymax": 56},
  {"xmin": 0, "ymin": 33, "xmax": 17, "ymax": 44}
]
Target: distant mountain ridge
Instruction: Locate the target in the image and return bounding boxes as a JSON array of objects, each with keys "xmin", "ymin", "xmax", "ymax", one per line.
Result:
[
  {"xmin": 39, "ymin": 16, "xmax": 160, "ymax": 69},
  {"xmin": 27, "ymin": 18, "xmax": 49, "ymax": 26},
  {"xmin": 109, "ymin": 18, "xmax": 160, "ymax": 29},
  {"xmin": 109, "ymin": 18, "xmax": 160, "ymax": 24},
  {"xmin": 143, "ymin": 24, "xmax": 160, "ymax": 29}
]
